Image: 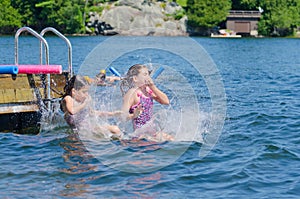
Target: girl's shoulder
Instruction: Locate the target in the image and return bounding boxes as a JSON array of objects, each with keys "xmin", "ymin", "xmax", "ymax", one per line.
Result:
[
  {"xmin": 125, "ymin": 88, "xmax": 139, "ymax": 96},
  {"xmin": 63, "ymin": 95, "xmax": 73, "ymax": 102},
  {"xmin": 63, "ymin": 95, "xmax": 72, "ymax": 99},
  {"xmin": 123, "ymin": 88, "xmax": 142, "ymax": 104}
]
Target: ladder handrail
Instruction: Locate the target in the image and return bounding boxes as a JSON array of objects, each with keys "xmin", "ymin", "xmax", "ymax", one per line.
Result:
[
  {"xmin": 40, "ymin": 27, "xmax": 73, "ymax": 76},
  {"xmin": 15, "ymin": 27, "xmax": 51, "ymax": 107},
  {"xmin": 15, "ymin": 27, "xmax": 50, "ymax": 65}
]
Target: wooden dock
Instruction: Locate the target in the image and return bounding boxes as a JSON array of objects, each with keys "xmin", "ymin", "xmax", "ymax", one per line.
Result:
[
  {"xmin": 0, "ymin": 73, "xmax": 68, "ymax": 134},
  {"xmin": 0, "ymin": 27, "xmax": 73, "ymax": 134}
]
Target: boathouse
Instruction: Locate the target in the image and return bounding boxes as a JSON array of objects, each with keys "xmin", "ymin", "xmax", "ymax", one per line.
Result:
[{"xmin": 226, "ymin": 10, "xmax": 261, "ymax": 36}]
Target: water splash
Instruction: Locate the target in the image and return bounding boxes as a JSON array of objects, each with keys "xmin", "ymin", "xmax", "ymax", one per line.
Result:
[{"xmin": 39, "ymin": 100, "xmax": 68, "ymax": 133}]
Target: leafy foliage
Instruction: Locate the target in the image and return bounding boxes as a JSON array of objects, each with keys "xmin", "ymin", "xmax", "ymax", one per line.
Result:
[
  {"xmin": 176, "ymin": 0, "xmax": 187, "ymax": 7},
  {"xmin": 0, "ymin": 0, "xmax": 21, "ymax": 34},
  {"xmin": 186, "ymin": 0, "xmax": 231, "ymax": 28},
  {"xmin": 0, "ymin": 0, "xmax": 299, "ymax": 36},
  {"xmin": 258, "ymin": 0, "xmax": 300, "ymax": 36},
  {"xmin": 9, "ymin": 0, "xmax": 85, "ymax": 34}
]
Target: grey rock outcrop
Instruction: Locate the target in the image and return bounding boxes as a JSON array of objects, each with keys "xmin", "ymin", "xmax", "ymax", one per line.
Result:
[{"xmin": 88, "ymin": 0, "xmax": 187, "ymax": 36}]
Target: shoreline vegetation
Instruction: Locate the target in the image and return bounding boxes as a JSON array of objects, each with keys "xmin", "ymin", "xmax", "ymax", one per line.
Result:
[{"xmin": 1, "ymin": 0, "xmax": 300, "ymax": 37}]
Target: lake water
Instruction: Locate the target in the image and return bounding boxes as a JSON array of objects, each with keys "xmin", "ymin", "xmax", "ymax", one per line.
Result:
[{"xmin": 0, "ymin": 35, "xmax": 299, "ymax": 198}]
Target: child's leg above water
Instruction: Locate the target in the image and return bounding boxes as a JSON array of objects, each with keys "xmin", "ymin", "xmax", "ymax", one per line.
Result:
[
  {"xmin": 105, "ymin": 125, "xmax": 121, "ymax": 136},
  {"xmin": 155, "ymin": 132, "xmax": 174, "ymax": 141}
]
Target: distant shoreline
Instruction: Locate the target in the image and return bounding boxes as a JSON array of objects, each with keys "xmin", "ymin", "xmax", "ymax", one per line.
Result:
[{"xmin": 0, "ymin": 32, "xmax": 299, "ymax": 38}]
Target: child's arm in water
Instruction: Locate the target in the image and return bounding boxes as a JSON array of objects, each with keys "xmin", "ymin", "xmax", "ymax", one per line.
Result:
[
  {"xmin": 63, "ymin": 95, "xmax": 91, "ymax": 115},
  {"xmin": 106, "ymin": 76, "xmax": 121, "ymax": 83},
  {"xmin": 146, "ymin": 78, "xmax": 169, "ymax": 105},
  {"xmin": 93, "ymin": 110, "xmax": 123, "ymax": 117},
  {"xmin": 121, "ymin": 88, "xmax": 143, "ymax": 120}
]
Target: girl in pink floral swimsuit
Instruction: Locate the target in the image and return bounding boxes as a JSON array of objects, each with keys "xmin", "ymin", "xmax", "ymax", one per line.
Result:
[
  {"xmin": 132, "ymin": 92, "xmax": 153, "ymax": 129},
  {"xmin": 120, "ymin": 64, "xmax": 174, "ymax": 141}
]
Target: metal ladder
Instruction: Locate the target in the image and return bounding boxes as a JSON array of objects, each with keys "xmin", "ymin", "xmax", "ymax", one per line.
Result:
[{"xmin": 14, "ymin": 26, "xmax": 73, "ymax": 111}]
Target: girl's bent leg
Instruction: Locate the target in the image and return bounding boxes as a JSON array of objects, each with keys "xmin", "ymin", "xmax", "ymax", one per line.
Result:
[
  {"xmin": 106, "ymin": 125, "xmax": 121, "ymax": 135},
  {"xmin": 156, "ymin": 132, "xmax": 174, "ymax": 141}
]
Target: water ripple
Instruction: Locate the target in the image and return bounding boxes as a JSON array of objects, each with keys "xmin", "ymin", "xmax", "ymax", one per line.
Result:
[{"xmin": 0, "ymin": 37, "xmax": 300, "ymax": 198}]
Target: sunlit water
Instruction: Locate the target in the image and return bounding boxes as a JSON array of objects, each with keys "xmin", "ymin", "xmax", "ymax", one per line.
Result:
[{"xmin": 0, "ymin": 36, "xmax": 299, "ymax": 198}]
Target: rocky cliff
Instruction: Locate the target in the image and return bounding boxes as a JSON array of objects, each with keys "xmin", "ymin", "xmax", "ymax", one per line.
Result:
[{"xmin": 86, "ymin": 0, "xmax": 187, "ymax": 36}]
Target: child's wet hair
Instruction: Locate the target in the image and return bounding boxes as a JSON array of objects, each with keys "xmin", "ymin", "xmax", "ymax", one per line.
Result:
[
  {"xmin": 120, "ymin": 64, "xmax": 148, "ymax": 96},
  {"xmin": 63, "ymin": 75, "xmax": 89, "ymax": 97}
]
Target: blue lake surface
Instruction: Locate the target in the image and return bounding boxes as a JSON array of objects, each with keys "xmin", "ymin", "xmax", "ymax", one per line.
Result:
[{"xmin": 0, "ymin": 35, "xmax": 299, "ymax": 198}]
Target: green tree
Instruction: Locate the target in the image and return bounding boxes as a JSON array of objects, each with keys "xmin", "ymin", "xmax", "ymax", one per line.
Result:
[
  {"xmin": 36, "ymin": 0, "xmax": 85, "ymax": 34},
  {"xmin": 56, "ymin": 2, "xmax": 84, "ymax": 34},
  {"xmin": 259, "ymin": 0, "xmax": 300, "ymax": 36},
  {"xmin": 186, "ymin": 0, "xmax": 231, "ymax": 34},
  {"xmin": 11, "ymin": 0, "xmax": 41, "ymax": 29},
  {"xmin": 176, "ymin": 0, "xmax": 187, "ymax": 7},
  {"xmin": 231, "ymin": 0, "xmax": 258, "ymax": 10},
  {"xmin": 11, "ymin": 0, "xmax": 85, "ymax": 34},
  {"xmin": 0, "ymin": 0, "xmax": 22, "ymax": 34}
]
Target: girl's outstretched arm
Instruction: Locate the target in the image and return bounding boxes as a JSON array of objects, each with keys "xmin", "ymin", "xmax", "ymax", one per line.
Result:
[{"xmin": 94, "ymin": 110, "xmax": 123, "ymax": 117}]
